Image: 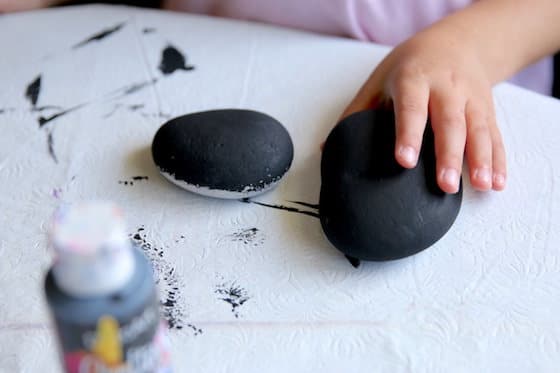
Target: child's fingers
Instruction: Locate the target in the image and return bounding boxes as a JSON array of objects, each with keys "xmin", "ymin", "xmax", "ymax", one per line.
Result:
[
  {"xmin": 489, "ymin": 121, "xmax": 507, "ymax": 190},
  {"xmin": 390, "ymin": 76, "xmax": 430, "ymax": 168},
  {"xmin": 465, "ymin": 99, "xmax": 493, "ymax": 191},
  {"xmin": 429, "ymin": 91, "xmax": 467, "ymax": 194}
]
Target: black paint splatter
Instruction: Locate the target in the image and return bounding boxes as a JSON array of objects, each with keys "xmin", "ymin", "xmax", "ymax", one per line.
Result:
[
  {"xmin": 73, "ymin": 22, "xmax": 126, "ymax": 49},
  {"xmin": 25, "ymin": 75, "xmax": 41, "ymax": 107},
  {"xmin": 215, "ymin": 281, "xmax": 250, "ymax": 319},
  {"xmin": 140, "ymin": 111, "xmax": 171, "ymax": 119},
  {"xmin": 158, "ymin": 45, "xmax": 195, "ymax": 75},
  {"xmin": 230, "ymin": 228, "xmax": 264, "ymax": 246},
  {"xmin": 131, "ymin": 227, "xmax": 201, "ymax": 336},
  {"xmin": 47, "ymin": 130, "xmax": 58, "ymax": 163},
  {"xmin": 0, "ymin": 108, "xmax": 15, "ymax": 115},
  {"xmin": 109, "ymin": 79, "xmax": 158, "ymax": 100},
  {"xmin": 143, "ymin": 27, "xmax": 156, "ymax": 34},
  {"xmin": 128, "ymin": 104, "xmax": 145, "ymax": 111},
  {"xmin": 241, "ymin": 198, "xmax": 319, "ymax": 218},
  {"xmin": 38, "ymin": 103, "xmax": 86, "ymax": 127},
  {"xmin": 288, "ymin": 200, "xmax": 320, "ymax": 209},
  {"xmin": 103, "ymin": 103, "xmax": 146, "ymax": 118},
  {"xmin": 32, "ymin": 105, "xmax": 63, "ymax": 112},
  {"xmin": 345, "ymin": 255, "xmax": 361, "ymax": 268},
  {"xmin": 119, "ymin": 176, "xmax": 149, "ymax": 186}
]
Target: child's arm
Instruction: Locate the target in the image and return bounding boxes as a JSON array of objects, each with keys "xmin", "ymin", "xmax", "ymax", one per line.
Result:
[
  {"xmin": 0, "ymin": 0, "xmax": 60, "ymax": 12},
  {"xmin": 343, "ymin": 0, "xmax": 560, "ymax": 193}
]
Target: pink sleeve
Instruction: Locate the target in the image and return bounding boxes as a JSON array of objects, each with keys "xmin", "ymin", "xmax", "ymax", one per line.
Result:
[
  {"xmin": 163, "ymin": 0, "xmax": 472, "ymax": 45},
  {"xmin": 164, "ymin": 0, "xmax": 553, "ymax": 95}
]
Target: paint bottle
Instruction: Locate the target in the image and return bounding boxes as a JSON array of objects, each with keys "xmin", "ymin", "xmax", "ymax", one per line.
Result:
[{"xmin": 44, "ymin": 202, "xmax": 172, "ymax": 373}]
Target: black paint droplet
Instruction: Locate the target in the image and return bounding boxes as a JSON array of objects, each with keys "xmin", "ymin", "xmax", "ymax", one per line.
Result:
[
  {"xmin": 25, "ymin": 75, "xmax": 41, "ymax": 107},
  {"xmin": 158, "ymin": 45, "xmax": 195, "ymax": 75},
  {"xmin": 231, "ymin": 227, "xmax": 264, "ymax": 246},
  {"xmin": 143, "ymin": 27, "xmax": 156, "ymax": 34},
  {"xmin": 119, "ymin": 176, "xmax": 149, "ymax": 186},
  {"xmin": 47, "ymin": 130, "xmax": 58, "ymax": 164},
  {"xmin": 73, "ymin": 22, "xmax": 126, "ymax": 49},
  {"xmin": 215, "ymin": 282, "xmax": 250, "ymax": 319},
  {"xmin": 345, "ymin": 255, "xmax": 361, "ymax": 269}
]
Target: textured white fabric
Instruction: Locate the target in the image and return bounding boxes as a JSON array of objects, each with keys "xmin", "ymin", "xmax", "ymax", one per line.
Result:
[{"xmin": 0, "ymin": 5, "xmax": 559, "ymax": 372}]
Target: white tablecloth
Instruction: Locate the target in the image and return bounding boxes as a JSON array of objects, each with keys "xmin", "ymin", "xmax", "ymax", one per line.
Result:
[{"xmin": 1, "ymin": 5, "xmax": 559, "ymax": 373}]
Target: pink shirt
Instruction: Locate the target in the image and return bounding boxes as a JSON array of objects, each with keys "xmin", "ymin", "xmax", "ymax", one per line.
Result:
[{"xmin": 165, "ymin": 0, "xmax": 553, "ymax": 95}]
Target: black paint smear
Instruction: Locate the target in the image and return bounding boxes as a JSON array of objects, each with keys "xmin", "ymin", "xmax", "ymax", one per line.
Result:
[
  {"xmin": 158, "ymin": 45, "xmax": 195, "ymax": 75},
  {"xmin": 119, "ymin": 176, "xmax": 149, "ymax": 186},
  {"xmin": 130, "ymin": 227, "xmax": 201, "ymax": 335},
  {"xmin": 25, "ymin": 75, "xmax": 41, "ymax": 107},
  {"xmin": 103, "ymin": 103, "xmax": 147, "ymax": 118},
  {"xmin": 47, "ymin": 130, "xmax": 58, "ymax": 164},
  {"xmin": 32, "ymin": 105, "xmax": 63, "ymax": 112},
  {"xmin": 288, "ymin": 200, "xmax": 320, "ymax": 210},
  {"xmin": 110, "ymin": 79, "xmax": 158, "ymax": 99},
  {"xmin": 140, "ymin": 111, "xmax": 171, "ymax": 119},
  {"xmin": 143, "ymin": 27, "xmax": 156, "ymax": 34},
  {"xmin": 230, "ymin": 227, "xmax": 264, "ymax": 246},
  {"xmin": 215, "ymin": 282, "xmax": 250, "ymax": 319},
  {"xmin": 345, "ymin": 255, "xmax": 361, "ymax": 269},
  {"xmin": 129, "ymin": 104, "xmax": 145, "ymax": 111},
  {"xmin": 241, "ymin": 198, "xmax": 319, "ymax": 218},
  {"xmin": 38, "ymin": 103, "xmax": 86, "ymax": 127},
  {"xmin": 73, "ymin": 22, "xmax": 126, "ymax": 49},
  {"xmin": 0, "ymin": 108, "xmax": 15, "ymax": 115}
]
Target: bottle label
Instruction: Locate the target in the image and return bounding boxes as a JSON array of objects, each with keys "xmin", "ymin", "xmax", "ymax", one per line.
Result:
[{"xmin": 60, "ymin": 304, "xmax": 172, "ymax": 373}]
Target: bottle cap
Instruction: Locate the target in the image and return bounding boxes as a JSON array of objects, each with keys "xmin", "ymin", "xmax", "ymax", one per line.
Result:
[{"xmin": 50, "ymin": 202, "xmax": 135, "ymax": 297}]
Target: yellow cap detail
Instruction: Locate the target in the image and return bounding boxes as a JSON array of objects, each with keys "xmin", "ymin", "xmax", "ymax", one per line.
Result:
[{"xmin": 91, "ymin": 316, "xmax": 123, "ymax": 366}]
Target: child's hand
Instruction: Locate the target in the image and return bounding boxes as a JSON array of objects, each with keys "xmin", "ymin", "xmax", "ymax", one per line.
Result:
[
  {"xmin": 342, "ymin": 27, "xmax": 506, "ymax": 194},
  {"xmin": 0, "ymin": 0, "xmax": 57, "ymax": 12}
]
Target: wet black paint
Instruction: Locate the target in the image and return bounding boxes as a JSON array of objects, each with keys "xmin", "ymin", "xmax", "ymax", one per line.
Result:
[
  {"xmin": 158, "ymin": 45, "xmax": 195, "ymax": 75},
  {"xmin": 38, "ymin": 104, "xmax": 86, "ymax": 127},
  {"xmin": 215, "ymin": 282, "xmax": 250, "ymax": 319},
  {"xmin": 288, "ymin": 200, "xmax": 320, "ymax": 209},
  {"xmin": 73, "ymin": 22, "xmax": 126, "ymax": 49},
  {"xmin": 110, "ymin": 79, "xmax": 158, "ymax": 100},
  {"xmin": 345, "ymin": 255, "xmax": 361, "ymax": 268},
  {"xmin": 241, "ymin": 198, "xmax": 319, "ymax": 218},
  {"xmin": 119, "ymin": 176, "xmax": 149, "ymax": 186},
  {"xmin": 131, "ymin": 227, "xmax": 202, "ymax": 335},
  {"xmin": 47, "ymin": 130, "xmax": 58, "ymax": 164},
  {"xmin": 230, "ymin": 227, "xmax": 264, "ymax": 246},
  {"xmin": 25, "ymin": 75, "xmax": 41, "ymax": 107},
  {"xmin": 32, "ymin": 105, "xmax": 64, "ymax": 112}
]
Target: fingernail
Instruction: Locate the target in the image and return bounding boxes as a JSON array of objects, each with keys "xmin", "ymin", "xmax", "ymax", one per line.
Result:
[
  {"xmin": 398, "ymin": 146, "xmax": 417, "ymax": 166},
  {"xmin": 441, "ymin": 168, "xmax": 459, "ymax": 191},
  {"xmin": 474, "ymin": 167, "xmax": 492, "ymax": 185},
  {"xmin": 493, "ymin": 173, "xmax": 506, "ymax": 187}
]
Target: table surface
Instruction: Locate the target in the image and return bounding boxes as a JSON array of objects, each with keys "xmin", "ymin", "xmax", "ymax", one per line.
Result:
[{"xmin": 1, "ymin": 5, "xmax": 560, "ymax": 373}]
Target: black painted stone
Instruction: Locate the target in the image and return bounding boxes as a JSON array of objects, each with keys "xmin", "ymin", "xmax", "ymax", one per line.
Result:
[
  {"xmin": 320, "ymin": 109, "xmax": 462, "ymax": 261},
  {"xmin": 152, "ymin": 109, "xmax": 294, "ymax": 198}
]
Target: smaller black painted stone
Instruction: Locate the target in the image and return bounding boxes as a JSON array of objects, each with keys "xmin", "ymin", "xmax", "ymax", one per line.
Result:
[
  {"xmin": 152, "ymin": 109, "xmax": 294, "ymax": 198},
  {"xmin": 320, "ymin": 109, "xmax": 462, "ymax": 261}
]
